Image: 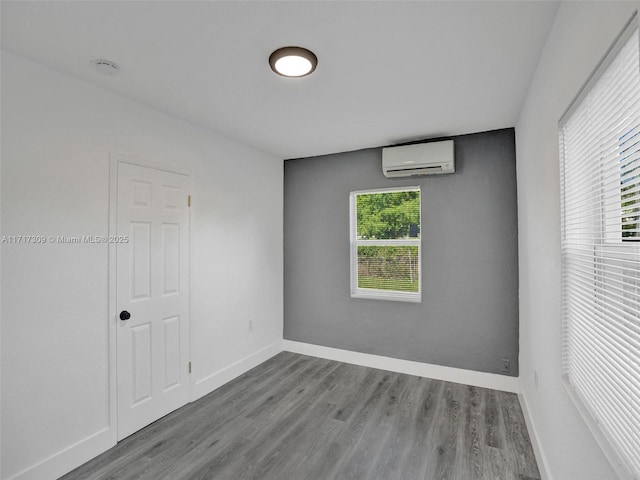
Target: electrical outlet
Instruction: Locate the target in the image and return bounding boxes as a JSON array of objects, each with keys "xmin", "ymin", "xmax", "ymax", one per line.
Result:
[
  {"xmin": 248, "ymin": 319, "xmax": 253, "ymax": 332},
  {"xmin": 501, "ymin": 358, "xmax": 511, "ymax": 374},
  {"xmin": 534, "ymin": 370, "xmax": 539, "ymax": 389}
]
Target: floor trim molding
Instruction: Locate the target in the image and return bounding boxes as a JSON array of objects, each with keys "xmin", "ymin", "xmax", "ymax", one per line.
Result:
[
  {"xmin": 518, "ymin": 392, "xmax": 552, "ymax": 480},
  {"xmin": 11, "ymin": 340, "xmax": 526, "ymax": 480},
  {"xmin": 6, "ymin": 427, "xmax": 113, "ymax": 480},
  {"xmin": 192, "ymin": 340, "xmax": 283, "ymax": 401},
  {"xmin": 283, "ymin": 340, "xmax": 520, "ymax": 393}
]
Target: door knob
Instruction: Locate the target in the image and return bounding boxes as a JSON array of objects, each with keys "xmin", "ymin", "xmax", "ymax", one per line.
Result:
[{"xmin": 120, "ymin": 310, "xmax": 131, "ymax": 321}]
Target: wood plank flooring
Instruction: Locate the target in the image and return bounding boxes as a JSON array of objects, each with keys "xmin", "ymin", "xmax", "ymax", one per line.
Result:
[{"xmin": 60, "ymin": 352, "xmax": 540, "ymax": 480}]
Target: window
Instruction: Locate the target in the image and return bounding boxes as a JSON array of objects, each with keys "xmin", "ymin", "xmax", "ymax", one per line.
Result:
[
  {"xmin": 350, "ymin": 186, "xmax": 421, "ymax": 302},
  {"xmin": 559, "ymin": 15, "xmax": 640, "ymax": 479}
]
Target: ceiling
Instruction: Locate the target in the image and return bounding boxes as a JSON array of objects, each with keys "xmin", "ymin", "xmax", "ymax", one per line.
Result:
[{"xmin": 1, "ymin": 1, "xmax": 559, "ymax": 159}]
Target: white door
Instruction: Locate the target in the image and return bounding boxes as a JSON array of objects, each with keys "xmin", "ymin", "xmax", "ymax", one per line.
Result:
[{"xmin": 116, "ymin": 162, "xmax": 190, "ymax": 440}]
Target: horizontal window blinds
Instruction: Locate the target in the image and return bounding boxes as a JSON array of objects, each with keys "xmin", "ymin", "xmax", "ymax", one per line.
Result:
[{"xmin": 560, "ymin": 17, "xmax": 640, "ymax": 479}]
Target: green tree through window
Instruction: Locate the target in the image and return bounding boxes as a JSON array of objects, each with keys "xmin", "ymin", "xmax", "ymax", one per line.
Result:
[
  {"xmin": 620, "ymin": 129, "xmax": 640, "ymax": 240},
  {"xmin": 356, "ymin": 190, "xmax": 420, "ymax": 239}
]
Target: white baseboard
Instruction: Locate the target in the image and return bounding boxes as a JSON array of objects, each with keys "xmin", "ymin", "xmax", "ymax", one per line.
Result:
[
  {"xmin": 6, "ymin": 342, "xmax": 283, "ymax": 480},
  {"xmin": 192, "ymin": 340, "xmax": 283, "ymax": 401},
  {"xmin": 518, "ymin": 392, "xmax": 552, "ymax": 480},
  {"xmin": 6, "ymin": 427, "xmax": 114, "ymax": 480},
  {"xmin": 283, "ymin": 340, "xmax": 520, "ymax": 393},
  {"xmin": 7, "ymin": 340, "xmax": 520, "ymax": 480}
]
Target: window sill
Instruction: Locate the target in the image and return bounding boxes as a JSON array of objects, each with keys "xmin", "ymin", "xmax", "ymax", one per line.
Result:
[{"xmin": 351, "ymin": 290, "xmax": 421, "ymax": 303}]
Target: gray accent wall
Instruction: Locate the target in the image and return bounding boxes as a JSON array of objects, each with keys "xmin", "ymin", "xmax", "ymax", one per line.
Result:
[{"xmin": 284, "ymin": 128, "xmax": 519, "ymax": 376}]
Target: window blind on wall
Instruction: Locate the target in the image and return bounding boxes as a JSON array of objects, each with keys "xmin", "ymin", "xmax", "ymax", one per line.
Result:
[{"xmin": 559, "ymin": 15, "xmax": 640, "ymax": 479}]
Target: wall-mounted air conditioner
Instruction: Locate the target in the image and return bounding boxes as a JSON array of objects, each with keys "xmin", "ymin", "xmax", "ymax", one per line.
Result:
[{"xmin": 382, "ymin": 140, "xmax": 455, "ymax": 178}]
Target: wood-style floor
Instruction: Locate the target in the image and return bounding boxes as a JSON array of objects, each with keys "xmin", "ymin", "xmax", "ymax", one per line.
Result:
[{"xmin": 60, "ymin": 352, "xmax": 540, "ymax": 480}]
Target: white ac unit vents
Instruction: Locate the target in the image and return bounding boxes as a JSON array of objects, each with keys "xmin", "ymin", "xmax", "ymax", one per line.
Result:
[{"xmin": 382, "ymin": 140, "xmax": 455, "ymax": 178}]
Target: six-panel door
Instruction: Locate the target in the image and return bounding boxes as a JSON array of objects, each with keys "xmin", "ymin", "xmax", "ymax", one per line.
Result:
[{"xmin": 116, "ymin": 162, "xmax": 190, "ymax": 440}]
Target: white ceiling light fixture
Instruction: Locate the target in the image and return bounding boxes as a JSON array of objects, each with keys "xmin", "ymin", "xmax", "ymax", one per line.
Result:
[{"xmin": 269, "ymin": 46, "xmax": 317, "ymax": 78}]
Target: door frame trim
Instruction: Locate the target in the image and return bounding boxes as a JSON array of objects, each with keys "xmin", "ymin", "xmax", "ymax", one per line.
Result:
[{"xmin": 108, "ymin": 151, "xmax": 193, "ymax": 443}]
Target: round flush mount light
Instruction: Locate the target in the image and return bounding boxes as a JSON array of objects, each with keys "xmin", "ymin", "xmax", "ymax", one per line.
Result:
[
  {"xmin": 269, "ymin": 46, "xmax": 317, "ymax": 78},
  {"xmin": 93, "ymin": 59, "xmax": 119, "ymax": 77}
]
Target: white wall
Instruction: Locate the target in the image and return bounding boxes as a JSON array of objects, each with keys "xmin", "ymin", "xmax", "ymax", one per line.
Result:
[
  {"xmin": 516, "ymin": 2, "xmax": 639, "ymax": 479},
  {"xmin": 0, "ymin": 52, "xmax": 283, "ymax": 480}
]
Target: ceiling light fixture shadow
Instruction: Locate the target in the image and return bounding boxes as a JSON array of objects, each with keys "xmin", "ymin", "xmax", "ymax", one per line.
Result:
[{"xmin": 269, "ymin": 46, "xmax": 317, "ymax": 78}]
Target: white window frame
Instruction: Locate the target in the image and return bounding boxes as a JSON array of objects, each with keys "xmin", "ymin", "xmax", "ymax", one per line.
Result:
[
  {"xmin": 349, "ymin": 186, "xmax": 421, "ymax": 303},
  {"xmin": 559, "ymin": 13, "xmax": 640, "ymax": 480}
]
